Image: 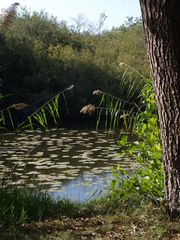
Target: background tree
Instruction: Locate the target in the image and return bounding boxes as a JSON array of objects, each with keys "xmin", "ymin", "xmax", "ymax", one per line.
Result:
[
  {"xmin": 97, "ymin": 12, "xmax": 107, "ymax": 35},
  {"xmin": 70, "ymin": 13, "xmax": 87, "ymax": 34},
  {"xmin": 0, "ymin": 9, "xmax": 147, "ymax": 118},
  {"xmin": 0, "ymin": 5, "xmax": 149, "ymax": 128},
  {"xmin": 139, "ymin": 0, "xmax": 180, "ymax": 217},
  {"xmin": 0, "ymin": 2, "xmax": 19, "ymax": 37}
]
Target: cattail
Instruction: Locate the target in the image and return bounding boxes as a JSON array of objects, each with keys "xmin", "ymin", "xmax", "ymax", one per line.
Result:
[
  {"xmin": 93, "ymin": 90, "xmax": 103, "ymax": 96},
  {"xmin": 11, "ymin": 103, "xmax": 29, "ymax": 110},
  {"xmin": 65, "ymin": 84, "xmax": 74, "ymax": 91},
  {"xmin": 80, "ymin": 104, "xmax": 96, "ymax": 115}
]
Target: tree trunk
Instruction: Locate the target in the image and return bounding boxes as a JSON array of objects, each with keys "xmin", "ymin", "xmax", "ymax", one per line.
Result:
[{"xmin": 139, "ymin": 0, "xmax": 180, "ymax": 217}]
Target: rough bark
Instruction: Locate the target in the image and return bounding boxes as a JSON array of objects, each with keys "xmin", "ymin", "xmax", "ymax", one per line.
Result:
[{"xmin": 139, "ymin": 0, "xmax": 180, "ymax": 216}]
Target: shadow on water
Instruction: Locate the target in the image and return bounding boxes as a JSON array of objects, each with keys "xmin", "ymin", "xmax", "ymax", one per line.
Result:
[{"xmin": 0, "ymin": 128, "xmax": 134, "ymax": 202}]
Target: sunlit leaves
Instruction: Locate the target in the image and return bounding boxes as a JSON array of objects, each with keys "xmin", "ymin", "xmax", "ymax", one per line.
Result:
[
  {"xmin": 109, "ymin": 80, "xmax": 164, "ymax": 205},
  {"xmin": 119, "ymin": 135, "xmax": 128, "ymax": 147},
  {"xmin": 19, "ymin": 86, "xmax": 73, "ymax": 130}
]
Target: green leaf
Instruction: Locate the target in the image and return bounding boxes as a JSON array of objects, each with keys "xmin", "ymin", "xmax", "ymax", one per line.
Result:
[
  {"xmin": 119, "ymin": 135, "xmax": 128, "ymax": 147},
  {"xmin": 110, "ymin": 179, "xmax": 117, "ymax": 189}
]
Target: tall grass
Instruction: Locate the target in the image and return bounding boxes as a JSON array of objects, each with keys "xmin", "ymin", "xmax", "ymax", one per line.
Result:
[
  {"xmin": 81, "ymin": 64, "xmax": 145, "ymax": 132},
  {"xmin": 0, "ymin": 188, "xmax": 81, "ymax": 225},
  {"xmin": 19, "ymin": 84, "xmax": 74, "ymax": 130},
  {"xmin": 0, "ymin": 85, "xmax": 74, "ymax": 130},
  {"xmin": 81, "ymin": 65, "xmax": 164, "ymax": 208},
  {"xmin": 107, "ymin": 80, "xmax": 164, "ymax": 208}
]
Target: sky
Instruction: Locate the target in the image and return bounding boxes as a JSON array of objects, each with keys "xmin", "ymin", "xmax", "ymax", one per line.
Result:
[{"xmin": 0, "ymin": 0, "xmax": 141, "ymax": 30}]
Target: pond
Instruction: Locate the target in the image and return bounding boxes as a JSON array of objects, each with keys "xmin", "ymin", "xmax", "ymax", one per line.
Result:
[{"xmin": 0, "ymin": 128, "xmax": 134, "ymax": 202}]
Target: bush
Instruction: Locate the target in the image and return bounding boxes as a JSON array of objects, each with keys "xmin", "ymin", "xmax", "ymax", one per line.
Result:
[{"xmin": 109, "ymin": 80, "xmax": 164, "ymax": 207}]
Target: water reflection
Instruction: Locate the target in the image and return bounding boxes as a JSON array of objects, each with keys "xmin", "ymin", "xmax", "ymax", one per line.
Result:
[
  {"xmin": 0, "ymin": 128, "xmax": 134, "ymax": 202},
  {"xmin": 51, "ymin": 172, "xmax": 113, "ymax": 202}
]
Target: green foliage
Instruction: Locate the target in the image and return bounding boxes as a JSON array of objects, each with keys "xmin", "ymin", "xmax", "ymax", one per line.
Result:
[
  {"xmin": 93, "ymin": 65, "xmax": 145, "ymax": 131},
  {"xmin": 0, "ymin": 85, "xmax": 73, "ymax": 130},
  {"xmin": 0, "ymin": 9, "xmax": 148, "ymax": 128},
  {"xmin": 80, "ymin": 63, "xmax": 163, "ymax": 206},
  {"xmin": 19, "ymin": 85, "xmax": 73, "ymax": 130},
  {"xmin": 109, "ymin": 80, "xmax": 164, "ymax": 206}
]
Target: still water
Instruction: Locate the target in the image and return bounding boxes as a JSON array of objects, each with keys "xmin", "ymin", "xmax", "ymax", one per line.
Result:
[{"xmin": 0, "ymin": 128, "xmax": 134, "ymax": 202}]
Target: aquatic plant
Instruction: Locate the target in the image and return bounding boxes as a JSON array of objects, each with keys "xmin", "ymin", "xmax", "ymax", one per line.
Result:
[
  {"xmin": 81, "ymin": 65, "xmax": 164, "ymax": 206},
  {"xmin": 0, "ymin": 85, "xmax": 74, "ymax": 130},
  {"xmin": 19, "ymin": 84, "xmax": 74, "ymax": 129},
  {"xmin": 108, "ymin": 80, "xmax": 164, "ymax": 207},
  {"xmin": 0, "ymin": 99, "xmax": 29, "ymax": 130},
  {"xmin": 80, "ymin": 64, "xmax": 145, "ymax": 132}
]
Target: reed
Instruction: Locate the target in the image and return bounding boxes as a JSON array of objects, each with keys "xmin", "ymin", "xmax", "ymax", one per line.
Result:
[
  {"xmin": 80, "ymin": 65, "xmax": 146, "ymax": 132},
  {"xmin": 0, "ymin": 85, "xmax": 74, "ymax": 130},
  {"xmin": 18, "ymin": 85, "xmax": 74, "ymax": 130},
  {"xmin": 0, "ymin": 102, "xmax": 28, "ymax": 130}
]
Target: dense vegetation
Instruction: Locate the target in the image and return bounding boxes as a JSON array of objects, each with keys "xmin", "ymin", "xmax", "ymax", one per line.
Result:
[
  {"xmin": 0, "ymin": 8, "xmax": 149, "ymax": 129},
  {"xmin": 1, "ymin": 4, "xmax": 179, "ymax": 240},
  {"xmin": 1, "ymin": 81, "xmax": 180, "ymax": 240}
]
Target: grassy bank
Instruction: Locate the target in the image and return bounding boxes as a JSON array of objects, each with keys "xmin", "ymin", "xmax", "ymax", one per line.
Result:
[{"xmin": 0, "ymin": 188, "xmax": 180, "ymax": 240}]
